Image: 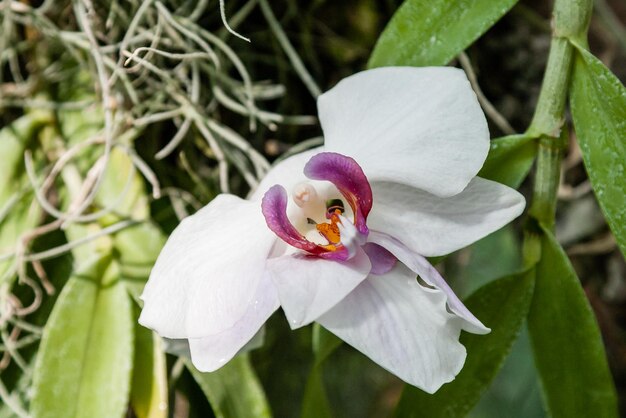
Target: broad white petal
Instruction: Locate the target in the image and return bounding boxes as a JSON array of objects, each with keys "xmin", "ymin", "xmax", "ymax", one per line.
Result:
[
  {"xmin": 318, "ymin": 265, "xmax": 466, "ymax": 393},
  {"xmin": 249, "ymin": 148, "xmax": 322, "ymax": 201},
  {"xmin": 368, "ymin": 177, "xmax": 525, "ymax": 257},
  {"xmin": 318, "ymin": 67, "xmax": 488, "ymax": 197},
  {"xmin": 368, "ymin": 231, "xmax": 489, "ymax": 334},
  {"xmin": 267, "ymin": 247, "xmax": 371, "ymax": 329},
  {"xmin": 188, "ymin": 273, "xmax": 279, "ymax": 372},
  {"xmin": 139, "ymin": 194, "xmax": 275, "ymax": 338}
]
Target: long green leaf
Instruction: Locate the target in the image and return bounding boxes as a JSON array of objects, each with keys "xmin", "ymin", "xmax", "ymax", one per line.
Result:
[
  {"xmin": 569, "ymin": 45, "xmax": 626, "ymax": 257},
  {"xmin": 96, "ymin": 147, "xmax": 150, "ymax": 220},
  {"xmin": 301, "ymin": 368, "xmax": 333, "ymax": 418},
  {"xmin": 368, "ymin": 0, "xmax": 519, "ymax": 68},
  {"xmin": 395, "ymin": 269, "xmax": 535, "ymax": 418},
  {"xmin": 527, "ymin": 227, "xmax": 618, "ymax": 417},
  {"xmin": 186, "ymin": 355, "xmax": 272, "ymax": 418},
  {"xmin": 130, "ymin": 317, "xmax": 168, "ymax": 418},
  {"xmin": 30, "ymin": 257, "xmax": 134, "ymax": 418},
  {"xmin": 300, "ymin": 324, "xmax": 342, "ymax": 418},
  {"xmin": 478, "ymin": 134, "xmax": 537, "ymax": 189},
  {"xmin": 0, "ymin": 111, "xmax": 51, "ymax": 202},
  {"xmin": 0, "ymin": 113, "xmax": 51, "ymax": 280}
]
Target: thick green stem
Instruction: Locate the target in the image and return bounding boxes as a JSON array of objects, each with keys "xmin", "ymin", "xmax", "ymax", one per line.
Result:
[
  {"xmin": 529, "ymin": 127, "xmax": 568, "ymax": 229},
  {"xmin": 526, "ymin": 0, "xmax": 592, "ymax": 230},
  {"xmin": 527, "ymin": 38, "xmax": 572, "ymax": 230},
  {"xmin": 522, "ymin": 0, "xmax": 592, "ymax": 264},
  {"xmin": 528, "ymin": 38, "xmax": 573, "ymax": 139}
]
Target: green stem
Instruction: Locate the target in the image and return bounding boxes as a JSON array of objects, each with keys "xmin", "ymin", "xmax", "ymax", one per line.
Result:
[
  {"xmin": 526, "ymin": 0, "xmax": 592, "ymax": 230},
  {"xmin": 527, "ymin": 38, "xmax": 572, "ymax": 230},
  {"xmin": 522, "ymin": 0, "xmax": 592, "ymax": 264}
]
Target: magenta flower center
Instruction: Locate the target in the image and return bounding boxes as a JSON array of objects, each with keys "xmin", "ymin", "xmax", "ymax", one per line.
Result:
[{"xmin": 261, "ymin": 152, "xmax": 373, "ymax": 261}]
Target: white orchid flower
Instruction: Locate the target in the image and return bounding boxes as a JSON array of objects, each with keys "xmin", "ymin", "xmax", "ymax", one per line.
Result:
[{"xmin": 139, "ymin": 67, "xmax": 525, "ymax": 393}]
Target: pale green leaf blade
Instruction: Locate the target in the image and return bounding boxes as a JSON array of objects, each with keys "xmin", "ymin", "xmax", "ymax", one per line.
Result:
[
  {"xmin": 30, "ymin": 259, "xmax": 134, "ymax": 418},
  {"xmin": 368, "ymin": 0, "xmax": 519, "ymax": 68},
  {"xmin": 130, "ymin": 319, "xmax": 168, "ymax": 418},
  {"xmin": 478, "ymin": 134, "xmax": 537, "ymax": 189},
  {"xmin": 527, "ymin": 227, "xmax": 618, "ymax": 417},
  {"xmin": 0, "ymin": 111, "xmax": 51, "ymax": 201},
  {"xmin": 569, "ymin": 46, "xmax": 626, "ymax": 257},
  {"xmin": 96, "ymin": 147, "xmax": 151, "ymax": 221},
  {"xmin": 186, "ymin": 356, "xmax": 272, "ymax": 418},
  {"xmin": 395, "ymin": 269, "xmax": 535, "ymax": 418},
  {"xmin": 0, "ymin": 113, "xmax": 50, "ymax": 280}
]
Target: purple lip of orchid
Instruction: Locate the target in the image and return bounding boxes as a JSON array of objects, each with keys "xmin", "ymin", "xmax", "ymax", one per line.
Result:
[{"xmin": 261, "ymin": 152, "xmax": 373, "ymax": 261}]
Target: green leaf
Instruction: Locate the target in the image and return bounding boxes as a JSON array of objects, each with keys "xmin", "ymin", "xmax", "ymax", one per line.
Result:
[
  {"xmin": 301, "ymin": 367, "xmax": 333, "ymax": 418},
  {"xmin": 478, "ymin": 134, "xmax": 537, "ymax": 189},
  {"xmin": 468, "ymin": 325, "xmax": 545, "ymax": 418},
  {"xmin": 0, "ymin": 111, "xmax": 51, "ymax": 202},
  {"xmin": 96, "ymin": 147, "xmax": 151, "ymax": 221},
  {"xmin": 395, "ymin": 269, "xmax": 535, "ymax": 418},
  {"xmin": 569, "ymin": 45, "xmax": 626, "ymax": 257},
  {"xmin": 300, "ymin": 324, "xmax": 342, "ymax": 418},
  {"xmin": 368, "ymin": 0, "xmax": 519, "ymax": 68},
  {"xmin": 0, "ymin": 113, "xmax": 51, "ymax": 280},
  {"xmin": 312, "ymin": 323, "xmax": 342, "ymax": 366},
  {"xmin": 30, "ymin": 257, "xmax": 134, "ymax": 418},
  {"xmin": 116, "ymin": 222, "xmax": 166, "ymax": 279},
  {"xmin": 527, "ymin": 227, "xmax": 618, "ymax": 418},
  {"xmin": 130, "ymin": 316, "xmax": 168, "ymax": 418},
  {"xmin": 186, "ymin": 356, "xmax": 272, "ymax": 418}
]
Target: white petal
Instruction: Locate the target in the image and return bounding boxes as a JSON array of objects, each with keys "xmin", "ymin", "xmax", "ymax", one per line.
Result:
[
  {"xmin": 318, "ymin": 265, "xmax": 466, "ymax": 393},
  {"xmin": 368, "ymin": 177, "xmax": 525, "ymax": 257},
  {"xmin": 318, "ymin": 67, "xmax": 489, "ymax": 197},
  {"xmin": 248, "ymin": 148, "xmax": 322, "ymax": 201},
  {"xmin": 267, "ymin": 247, "xmax": 371, "ymax": 329},
  {"xmin": 188, "ymin": 273, "xmax": 279, "ymax": 372},
  {"xmin": 139, "ymin": 194, "xmax": 276, "ymax": 338},
  {"xmin": 368, "ymin": 231, "xmax": 489, "ymax": 334},
  {"xmin": 163, "ymin": 327, "xmax": 266, "ymax": 360}
]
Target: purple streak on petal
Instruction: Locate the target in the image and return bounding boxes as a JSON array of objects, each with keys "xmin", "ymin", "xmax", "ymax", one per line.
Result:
[
  {"xmin": 363, "ymin": 243, "xmax": 397, "ymax": 275},
  {"xmin": 261, "ymin": 184, "xmax": 350, "ymax": 260},
  {"xmin": 304, "ymin": 152, "xmax": 372, "ymax": 235},
  {"xmin": 367, "ymin": 230, "xmax": 490, "ymax": 334}
]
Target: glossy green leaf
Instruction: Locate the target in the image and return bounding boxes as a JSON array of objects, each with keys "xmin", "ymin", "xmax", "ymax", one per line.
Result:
[
  {"xmin": 527, "ymin": 227, "xmax": 618, "ymax": 417},
  {"xmin": 569, "ymin": 45, "xmax": 626, "ymax": 257},
  {"xmin": 130, "ymin": 316, "xmax": 168, "ymax": 418},
  {"xmin": 186, "ymin": 355, "xmax": 272, "ymax": 418},
  {"xmin": 478, "ymin": 134, "xmax": 537, "ymax": 189},
  {"xmin": 368, "ymin": 0, "xmax": 519, "ymax": 68},
  {"xmin": 30, "ymin": 257, "xmax": 134, "ymax": 418},
  {"xmin": 395, "ymin": 269, "xmax": 535, "ymax": 418}
]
